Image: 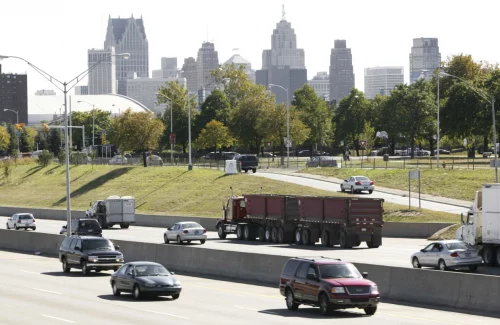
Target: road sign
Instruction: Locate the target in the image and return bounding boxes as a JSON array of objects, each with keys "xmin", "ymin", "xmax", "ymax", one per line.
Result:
[
  {"xmin": 286, "ymin": 140, "xmax": 292, "ymax": 148},
  {"xmin": 169, "ymin": 133, "xmax": 176, "ymax": 144},
  {"xmin": 463, "ymin": 138, "xmax": 468, "ymax": 146},
  {"xmin": 360, "ymin": 140, "xmax": 367, "ymax": 146},
  {"xmin": 409, "ymin": 170, "xmax": 420, "ymax": 179}
]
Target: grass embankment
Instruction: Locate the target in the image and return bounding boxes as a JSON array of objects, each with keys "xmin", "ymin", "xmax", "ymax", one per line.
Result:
[
  {"xmin": 0, "ymin": 163, "xmax": 459, "ymax": 224},
  {"xmin": 299, "ymin": 168, "xmax": 493, "ymax": 202}
]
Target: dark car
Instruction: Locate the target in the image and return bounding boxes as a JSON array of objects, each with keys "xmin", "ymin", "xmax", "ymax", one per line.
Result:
[
  {"xmin": 59, "ymin": 236, "xmax": 124, "ymax": 275},
  {"xmin": 236, "ymin": 154, "xmax": 258, "ymax": 173},
  {"xmin": 62, "ymin": 218, "xmax": 102, "ymax": 236},
  {"xmin": 110, "ymin": 261, "xmax": 182, "ymax": 300},
  {"xmin": 279, "ymin": 257, "xmax": 380, "ymax": 316}
]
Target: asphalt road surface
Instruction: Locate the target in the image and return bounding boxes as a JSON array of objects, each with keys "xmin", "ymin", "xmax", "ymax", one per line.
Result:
[
  {"xmin": 0, "ymin": 250, "xmax": 498, "ymax": 325},
  {"xmin": 251, "ymin": 173, "xmax": 469, "ymax": 215},
  {"xmin": 2, "ymin": 216, "xmax": 500, "ymax": 276}
]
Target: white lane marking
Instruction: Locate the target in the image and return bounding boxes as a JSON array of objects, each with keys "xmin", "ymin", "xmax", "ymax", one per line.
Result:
[
  {"xmin": 33, "ymin": 288, "xmax": 62, "ymax": 295},
  {"xmin": 144, "ymin": 310, "xmax": 189, "ymax": 319},
  {"xmin": 21, "ymin": 270, "xmax": 40, "ymax": 275},
  {"xmin": 233, "ymin": 306, "xmax": 278, "ymax": 315},
  {"xmin": 42, "ymin": 315, "xmax": 75, "ymax": 323}
]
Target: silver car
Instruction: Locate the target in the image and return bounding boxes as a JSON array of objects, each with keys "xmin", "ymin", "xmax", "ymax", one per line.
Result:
[
  {"xmin": 411, "ymin": 240, "xmax": 482, "ymax": 272},
  {"xmin": 164, "ymin": 222, "xmax": 207, "ymax": 245},
  {"xmin": 340, "ymin": 176, "xmax": 374, "ymax": 194},
  {"xmin": 6, "ymin": 213, "xmax": 36, "ymax": 230}
]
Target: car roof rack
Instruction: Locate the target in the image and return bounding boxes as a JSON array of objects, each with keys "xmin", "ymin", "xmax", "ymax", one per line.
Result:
[{"xmin": 294, "ymin": 256, "xmax": 342, "ymax": 262}]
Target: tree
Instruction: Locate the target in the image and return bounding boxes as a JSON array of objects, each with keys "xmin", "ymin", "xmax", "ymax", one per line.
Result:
[
  {"xmin": 108, "ymin": 109, "xmax": 134, "ymax": 156},
  {"xmin": 292, "ymin": 84, "xmax": 332, "ymax": 154},
  {"xmin": 36, "ymin": 150, "xmax": 53, "ymax": 167},
  {"xmin": 157, "ymin": 81, "xmax": 198, "ymax": 153},
  {"xmin": 48, "ymin": 128, "xmax": 62, "ymax": 157},
  {"xmin": 197, "ymin": 89, "xmax": 230, "ymax": 131},
  {"xmin": 69, "ymin": 109, "xmax": 112, "ymax": 150},
  {"xmin": 34, "ymin": 134, "xmax": 48, "ymax": 151},
  {"xmin": 20, "ymin": 127, "xmax": 36, "ymax": 152},
  {"xmin": 0, "ymin": 126, "xmax": 11, "ymax": 152},
  {"xmin": 359, "ymin": 122, "xmax": 376, "ymax": 155},
  {"xmin": 370, "ymin": 95, "xmax": 401, "ymax": 154},
  {"xmin": 195, "ymin": 120, "xmax": 233, "ymax": 152},
  {"xmin": 211, "ymin": 63, "xmax": 254, "ymax": 109}
]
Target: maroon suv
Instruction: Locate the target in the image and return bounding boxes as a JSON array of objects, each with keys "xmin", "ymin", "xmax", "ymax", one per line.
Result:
[{"xmin": 279, "ymin": 257, "xmax": 380, "ymax": 316}]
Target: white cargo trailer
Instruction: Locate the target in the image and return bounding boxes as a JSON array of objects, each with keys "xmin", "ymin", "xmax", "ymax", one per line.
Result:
[
  {"xmin": 88, "ymin": 196, "xmax": 136, "ymax": 229},
  {"xmin": 456, "ymin": 184, "xmax": 500, "ymax": 266}
]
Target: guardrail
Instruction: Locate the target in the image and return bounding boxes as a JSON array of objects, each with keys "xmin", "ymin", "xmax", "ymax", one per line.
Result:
[{"xmin": 0, "ymin": 229, "xmax": 498, "ymax": 315}]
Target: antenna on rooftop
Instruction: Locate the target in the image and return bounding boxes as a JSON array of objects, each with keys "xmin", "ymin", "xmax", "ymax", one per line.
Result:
[{"xmin": 282, "ymin": 4, "xmax": 286, "ymax": 21}]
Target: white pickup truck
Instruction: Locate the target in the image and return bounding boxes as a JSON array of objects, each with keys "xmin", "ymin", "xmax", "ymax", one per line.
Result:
[{"xmin": 87, "ymin": 196, "xmax": 136, "ymax": 229}]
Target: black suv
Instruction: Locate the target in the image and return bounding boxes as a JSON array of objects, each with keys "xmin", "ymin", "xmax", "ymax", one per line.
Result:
[
  {"xmin": 236, "ymin": 154, "xmax": 258, "ymax": 173},
  {"xmin": 66, "ymin": 218, "xmax": 102, "ymax": 236},
  {"xmin": 59, "ymin": 236, "xmax": 124, "ymax": 275},
  {"xmin": 279, "ymin": 257, "xmax": 380, "ymax": 316}
]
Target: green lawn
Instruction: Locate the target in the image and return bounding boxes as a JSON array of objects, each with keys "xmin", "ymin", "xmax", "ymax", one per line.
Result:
[
  {"xmin": 0, "ymin": 163, "xmax": 459, "ymax": 224},
  {"xmin": 299, "ymin": 167, "xmax": 494, "ymax": 201}
]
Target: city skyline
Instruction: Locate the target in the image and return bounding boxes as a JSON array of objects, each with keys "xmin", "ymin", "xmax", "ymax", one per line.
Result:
[{"xmin": 1, "ymin": 0, "xmax": 498, "ymax": 101}]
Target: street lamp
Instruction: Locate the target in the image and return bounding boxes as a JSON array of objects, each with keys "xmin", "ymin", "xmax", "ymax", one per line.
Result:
[
  {"xmin": 157, "ymin": 93, "xmax": 174, "ymax": 166},
  {"xmin": 187, "ymin": 95, "xmax": 192, "ymax": 171},
  {"xmin": 269, "ymin": 84, "xmax": 290, "ymax": 168},
  {"xmin": 77, "ymin": 100, "xmax": 95, "ymax": 149},
  {"xmin": 4, "ymin": 109, "xmax": 19, "ymax": 151},
  {"xmin": 0, "ymin": 53, "xmax": 130, "ymax": 235},
  {"xmin": 440, "ymin": 71, "xmax": 498, "ymax": 182}
]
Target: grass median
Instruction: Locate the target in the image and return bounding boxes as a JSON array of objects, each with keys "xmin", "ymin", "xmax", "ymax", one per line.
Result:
[
  {"xmin": 299, "ymin": 167, "xmax": 494, "ymax": 202},
  {"xmin": 0, "ymin": 163, "xmax": 460, "ymax": 224}
]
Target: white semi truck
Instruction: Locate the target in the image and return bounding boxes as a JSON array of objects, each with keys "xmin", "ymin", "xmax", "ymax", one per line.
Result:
[
  {"xmin": 87, "ymin": 196, "xmax": 136, "ymax": 229},
  {"xmin": 456, "ymin": 184, "xmax": 500, "ymax": 266}
]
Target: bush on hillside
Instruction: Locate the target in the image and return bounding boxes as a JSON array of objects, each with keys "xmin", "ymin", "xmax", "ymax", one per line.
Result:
[{"xmin": 37, "ymin": 150, "xmax": 53, "ymax": 167}]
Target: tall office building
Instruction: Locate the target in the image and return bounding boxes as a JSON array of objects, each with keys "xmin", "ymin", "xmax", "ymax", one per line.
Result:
[
  {"xmin": 181, "ymin": 57, "xmax": 198, "ymax": 93},
  {"xmin": 256, "ymin": 6, "xmax": 307, "ymax": 103},
  {"xmin": 308, "ymin": 72, "xmax": 329, "ymax": 99},
  {"xmin": 409, "ymin": 38, "xmax": 441, "ymax": 84},
  {"xmin": 152, "ymin": 57, "xmax": 180, "ymax": 78},
  {"xmin": 87, "ymin": 48, "xmax": 117, "ymax": 95},
  {"xmin": 223, "ymin": 54, "xmax": 255, "ymax": 83},
  {"xmin": 0, "ymin": 64, "xmax": 28, "ymax": 124},
  {"xmin": 196, "ymin": 42, "xmax": 219, "ymax": 94},
  {"xmin": 104, "ymin": 15, "xmax": 149, "ymax": 95},
  {"xmin": 329, "ymin": 40, "xmax": 355, "ymax": 103},
  {"xmin": 364, "ymin": 66, "xmax": 404, "ymax": 99},
  {"xmin": 75, "ymin": 86, "xmax": 89, "ymax": 95}
]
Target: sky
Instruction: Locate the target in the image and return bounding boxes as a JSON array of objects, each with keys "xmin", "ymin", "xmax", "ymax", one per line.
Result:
[{"xmin": 1, "ymin": 0, "xmax": 499, "ymax": 96}]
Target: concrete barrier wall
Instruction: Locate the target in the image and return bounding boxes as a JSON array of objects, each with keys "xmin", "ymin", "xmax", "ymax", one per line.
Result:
[
  {"xmin": 0, "ymin": 206, "xmax": 451, "ymax": 238},
  {"xmin": 0, "ymin": 229, "xmax": 499, "ymax": 314}
]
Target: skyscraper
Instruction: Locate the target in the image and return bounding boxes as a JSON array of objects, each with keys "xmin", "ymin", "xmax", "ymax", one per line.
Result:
[
  {"xmin": 196, "ymin": 42, "xmax": 219, "ymax": 94},
  {"xmin": 223, "ymin": 53, "xmax": 255, "ymax": 83},
  {"xmin": 104, "ymin": 15, "xmax": 149, "ymax": 95},
  {"xmin": 409, "ymin": 38, "xmax": 441, "ymax": 84},
  {"xmin": 308, "ymin": 72, "xmax": 329, "ymax": 99},
  {"xmin": 364, "ymin": 66, "xmax": 404, "ymax": 99},
  {"xmin": 329, "ymin": 40, "xmax": 355, "ymax": 104},
  {"xmin": 181, "ymin": 57, "xmax": 198, "ymax": 94},
  {"xmin": 152, "ymin": 57, "xmax": 180, "ymax": 78},
  {"xmin": 0, "ymin": 64, "xmax": 28, "ymax": 124},
  {"xmin": 87, "ymin": 48, "xmax": 116, "ymax": 95},
  {"xmin": 256, "ymin": 6, "xmax": 307, "ymax": 103}
]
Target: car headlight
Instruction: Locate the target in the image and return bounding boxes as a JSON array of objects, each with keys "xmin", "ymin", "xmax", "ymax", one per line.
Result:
[
  {"xmin": 144, "ymin": 283, "xmax": 156, "ymax": 288},
  {"xmin": 174, "ymin": 281, "xmax": 181, "ymax": 287},
  {"xmin": 116, "ymin": 255, "xmax": 124, "ymax": 262},
  {"xmin": 370, "ymin": 285, "xmax": 379, "ymax": 294},
  {"xmin": 88, "ymin": 256, "xmax": 98, "ymax": 262},
  {"xmin": 331, "ymin": 287, "xmax": 345, "ymax": 294}
]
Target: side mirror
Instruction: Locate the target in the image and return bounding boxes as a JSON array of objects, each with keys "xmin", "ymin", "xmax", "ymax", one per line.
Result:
[
  {"xmin": 420, "ymin": 249, "xmax": 425, "ymax": 252},
  {"xmin": 362, "ymin": 272, "xmax": 368, "ymax": 278},
  {"xmin": 62, "ymin": 225, "xmax": 67, "ymax": 229},
  {"xmin": 171, "ymin": 272, "xmax": 175, "ymax": 275},
  {"xmin": 127, "ymin": 272, "xmax": 134, "ymax": 277},
  {"xmin": 7, "ymin": 218, "xmax": 12, "ymax": 221},
  {"xmin": 344, "ymin": 180, "xmax": 347, "ymax": 182},
  {"xmin": 307, "ymin": 273, "xmax": 318, "ymax": 281},
  {"xmin": 90, "ymin": 202, "xmax": 92, "ymax": 207},
  {"xmin": 115, "ymin": 245, "xmax": 120, "ymax": 250}
]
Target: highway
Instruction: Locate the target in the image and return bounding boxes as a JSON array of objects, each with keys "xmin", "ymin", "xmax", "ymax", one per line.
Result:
[
  {"xmin": 251, "ymin": 172, "xmax": 469, "ymax": 215},
  {"xmin": 0, "ymin": 250, "xmax": 497, "ymax": 325}
]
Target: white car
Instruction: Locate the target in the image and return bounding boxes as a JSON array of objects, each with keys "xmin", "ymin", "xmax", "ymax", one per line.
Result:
[
  {"xmin": 340, "ymin": 176, "xmax": 374, "ymax": 194},
  {"xmin": 164, "ymin": 222, "xmax": 207, "ymax": 245},
  {"xmin": 6, "ymin": 213, "xmax": 36, "ymax": 230},
  {"xmin": 109, "ymin": 155, "xmax": 127, "ymax": 165},
  {"xmin": 146, "ymin": 155, "xmax": 164, "ymax": 166},
  {"xmin": 411, "ymin": 240, "xmax": 482, "ymax": 272}
]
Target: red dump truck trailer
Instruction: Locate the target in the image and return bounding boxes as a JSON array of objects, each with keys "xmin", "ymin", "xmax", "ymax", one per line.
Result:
[{"xmin": 215, "ymin": 193, "xmax": 384, "ymax": 248}]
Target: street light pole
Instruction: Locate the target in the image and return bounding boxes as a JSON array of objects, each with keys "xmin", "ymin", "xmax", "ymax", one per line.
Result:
[
  {"xmin": 0, "ymin": 53, "xmax": 130, "ymax": 236},
  {"xmin": 269, "ymin": 84, "xmax": 290, "ymax": 168},
  {"xmin": 437, "ymin": 72, "xmax": 440, "ymax": 168},
  {"xmin": 188, "ymin": 97, "xmax": 192, "ymax": 171},
  {"xmin": 157, "ymin": 93, "xmax": 174, "ymax": 166}
]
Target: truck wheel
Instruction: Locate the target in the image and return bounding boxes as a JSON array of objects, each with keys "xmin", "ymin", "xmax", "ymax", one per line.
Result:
[
  {"xmin": 265, "ymin": 227, "xmax": 272, "ymax": 242},
  {"xmin": 301, "ymin": 229, "xmax": 311, "ymax": 245},
  {"xmin": 252, "ymin": 168, "xmax": 256, "ymax": 173},
  {"xmin": 217, "ymin": 224, "xmax": 227, "ymax": 239},
  {"xmin": 120, "ymin": 223, "xmax": 129, "ymax": 229},
  {"xmin": 277, "ymin": 228, "xmax": 285, "ymax": 243},
  {"xmin": 271, "ymin": 227, "xmax": 278, "ymax": 243},
  {"xmin": 321, "ymin": 230, "xmax": 330, "ymax": 247},
  {"xmin": 483, "ymin": 245, "xmax": 496, "ymax": 266},
  {"xmin": 236, "ymin": 225, "xmax": 244, "ymax": 240},
  {"xmin": 244, "ymin": 169, "xmax": 248, "ymax": 173},
  {"xmin": 294, "ymin": 229, "xmax": 303, "ymax": 245},
  {"xmin": 258, "ymin": 227, "xmax": 266, "ymax": 242},
  {"xmin": 243, "ymin": 225, "xmax": 252, "ymax": 241},
  {"xmin": 339, "ymin": 232, "xmax": 352, "ymax": 249}
]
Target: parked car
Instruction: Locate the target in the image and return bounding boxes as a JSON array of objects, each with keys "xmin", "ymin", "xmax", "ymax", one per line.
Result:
[
  {"xmin": 146, "ymin": 155, "xmax": 164, "ymax": 166},
  {"xmin": 410, "ymin": 240, "xmax": 482, "ymax": 272},
  {"xmin": 306, "ymin": 156, "xmax": 337, "ymax": 168},
  {"xmin": 434, "ymin": 149, "xmax": 451, "ymax": 155},
  {"xmin": 340, "ymin": 176, "xmax": 375, "ymax": 194},
  {"xmin": 59, "ymin": 236, "xmax": 124, "ymax": 275},
  {"xmin": 110, "ymin": 261, "xmax": 182, "ymax": 300},
  {"xmin": 164, "ymin": 221, "xmax": 207, "ymax": 244},
  {"xmin": 236, "ymin": 154, "xmax": 258, "ymax": 173},
  {"xmin": 279, "ymin": 257, "xmax": 380, "ymax": 316},
  {"xmin": 6, "ymin": 213, "xmax": 36, "ymax": 231},
  {"xmin": 60, "ymin": 218, "xmax": 102, "ymax": 236},
  {"xmin": 109, "ymin": 155, "xmax": 127, "ymax": 165}
]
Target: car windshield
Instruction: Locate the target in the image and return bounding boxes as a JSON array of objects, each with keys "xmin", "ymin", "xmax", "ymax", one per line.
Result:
[
  {"xmin": 135, "ymin": 265, "xmax": 171, "ymax": 277},
  {"xmin": 82, "ymin": 239, "xmax": 114, "ymax": 251},
  {"xmin": 446, "ymin": 242, "xmax": 468, "ymax": 250},
  {"xmin": 319, "ymin": 264, "xmax": 362, "ymax": 279},
  {"xmin": 182, "ymin": 223, "xmax": 202, "ymax": 229}
]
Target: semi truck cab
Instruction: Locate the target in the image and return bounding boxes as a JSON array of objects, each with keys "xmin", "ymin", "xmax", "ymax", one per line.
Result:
[{"xmin": 456, "ymin": 191, "xmax": 482, "ymax": 246}]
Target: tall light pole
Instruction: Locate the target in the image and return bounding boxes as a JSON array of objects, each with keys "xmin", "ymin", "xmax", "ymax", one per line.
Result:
[
  {"xmin": 187, "ymin": 96, "xmax": 192, "ymax": 171},
  {"xmin": 269, "ymin": 84, "xmax": 290, "ymax": 168},
  {"xmin": 77, "ymin": 100, "xmax": 95, "ymax": 149},
  {"xmin": 440, "ymin": 71, "xmax": 498, "ymax": 182},
  {"xmin": 157, "ymin": 93, "xmax": 174, "ymax": 166},
  {"xmin": 436, "ymin": 70, "xmax": 441, "ymax": 168},
  {"xmin": 4, "ymin": 109, "xmax": 19, "ymax": 151},
  {"xmin": 0, "ymin": 53, "xmax": 130, "ymax": 235}
]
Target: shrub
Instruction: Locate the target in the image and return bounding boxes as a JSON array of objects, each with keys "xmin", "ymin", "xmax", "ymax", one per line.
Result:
[
  {"xmin": 58, "ymin": 151, "xmax": 65, "ymax": 165},
  {"xmin": 37, "ymin": 150, "xmax": 53, "ymax": 167},
  {"xmin": 3, "ymin": 159, "xmax": 12, "ymax": 180}
]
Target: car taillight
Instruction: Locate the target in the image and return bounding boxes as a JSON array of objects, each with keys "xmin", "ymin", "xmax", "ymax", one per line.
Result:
[
  {"xmin": 355, "ymin": 181, "xmax": 361, "ymax": 185},
  {"xmin": 32, "ymin": 219, "xmax": 36, "ymax": 222},
  {"xmin": 450, "ymin": 252, "xmax": 459, "ymax": 257},
  {"xmin": 183, "ymin": 230, "xmax": 189, "ymax": 234},
  {"xmin": 203, "ymin": 229, "xmax": 207, "ymax": 233},
  {"xmin": 370, "ymin": 182, "xmax": 374, "ymax": 185},
  {"xmin": 18, "ymin": 220, "xmax": 22, "ymax": 223}
]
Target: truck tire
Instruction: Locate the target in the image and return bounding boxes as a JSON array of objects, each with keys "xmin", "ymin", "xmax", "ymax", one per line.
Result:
[
  {"xmin": 321, "ymin": 230, "xmax": 330, "ymax": 247},
  {"xmin": 217, "ymin": 224, "xmax": 227, "ymax": 239},
  {"xmin": 294, "ymin": 229, "xmax": 303, "ymax": 245},
  {"xmin": 243, "ymin": 225, "xmax": 252, "ymax": 241},
  {"xmin": 301, "ymin": 229, "xmax": 311, "ymax": 245},
  {"xmin": 120, "ymin": 223, "xmax": 129, "ymax": 229},
  {"xmin": 258, "ymin": 227, "xmax": 266, "ymax": 242},
  {"xmin": 265, "ymin": 227, "xmax": 272, "ymax": 242},
  {"xmin": 339, "ymin": 231, "xmax": 353, "ymax": 249},
  {"xmin": 277, "ymin": 228, "xmax": 285, "ymax": 244},
  {"xmin": 252, "ymin": 168, "xmax": 256, "ymax": 173},
  {"xmin": 482, "ymin": 245, "xmax": 496, "ymax": 266},
  {"xmin": 271, "ymin": 227, "xmax": 279, "ymax": 243},
  {"xmin": 236, "ymin": 225, "xmax": 244, "ymax": 240},
  {"xmin": 367, "ymin": 234, "xmax": 381, "ymax": 248},
  {"xmin": 100, "ymin": 216, "xmax": 108, "ymax": 229}
]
